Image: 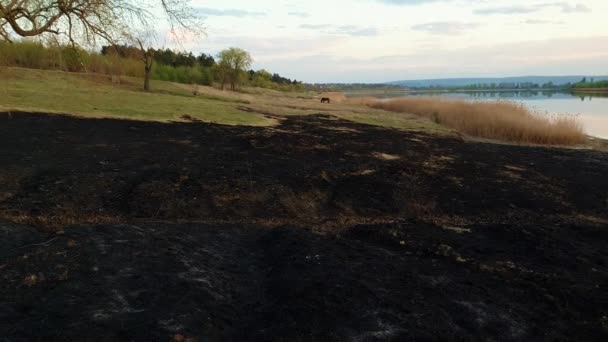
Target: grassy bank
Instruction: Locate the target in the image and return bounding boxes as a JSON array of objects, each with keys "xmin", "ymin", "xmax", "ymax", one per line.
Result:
[
  {"xmin": 0, "ymin": 67, "xmax": 441, "ymax": 132},
  {"xmin": 362, "ymin": 96, "xmax": 585, "ymax": 145},
  {"xmin": 0, "ymin": 67, "xmax": 273, "ymax": 125},
  {"xmin": 3, "ymin": 67, "xmax": 587, "ymax": 146}
]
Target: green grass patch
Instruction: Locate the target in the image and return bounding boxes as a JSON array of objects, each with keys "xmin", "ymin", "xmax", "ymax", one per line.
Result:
[
  {"xmin": 0, "ymin": 67, "xmax": 450, "ymax": 135},
  {"xmin": 0, "ymin": 68, "xmax": 274, "ymax": 126}
]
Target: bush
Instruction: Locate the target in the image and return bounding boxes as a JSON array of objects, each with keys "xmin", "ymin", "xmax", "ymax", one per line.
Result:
[
  {"xmin": 199, "ymin": 67, "xmax": 214, "ymax": 86},
  {"xmin": 61, "ymin": 46, "xmax": 86, "ymax": 72},
  {"xmin": 0, "ymin": 40, "xmax": 51, "ymax": 69}
]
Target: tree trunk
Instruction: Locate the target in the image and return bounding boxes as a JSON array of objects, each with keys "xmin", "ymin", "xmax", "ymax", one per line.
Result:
[
  {"xmin": 144, "ymin": 65, "xmax": 151, "ymax": 92},
  {"xmin": 138, "ymin": 40, "xmax": 153, "ymax": 92},
  {"xmin": 230, "ymin": 71, "xmax": 236, "ymax": 91},
  {"xmin": 143, "ymin": 55, "xmax": 153, "ymax": 92}
]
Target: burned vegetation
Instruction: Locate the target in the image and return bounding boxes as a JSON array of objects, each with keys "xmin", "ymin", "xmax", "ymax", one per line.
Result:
[{"xmin": 1, "ymin": 112, "xmax": 608, "ymax": 341}]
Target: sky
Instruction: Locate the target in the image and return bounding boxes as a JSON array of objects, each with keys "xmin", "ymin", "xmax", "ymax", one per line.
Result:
[{"xmin": 164, "ymin": 0, "xmax": 608, "ymax": 83}]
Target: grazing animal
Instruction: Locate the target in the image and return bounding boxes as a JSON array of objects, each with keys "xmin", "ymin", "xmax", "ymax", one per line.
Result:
[{"xmin": 320, "ymin": 97, "xmax": 331, "ymax": 104}]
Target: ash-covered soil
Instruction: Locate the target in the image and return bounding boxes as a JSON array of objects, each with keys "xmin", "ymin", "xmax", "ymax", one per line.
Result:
[{"xmin": 1, "ymin": 112, "xmax": 607, "ymax": 341}]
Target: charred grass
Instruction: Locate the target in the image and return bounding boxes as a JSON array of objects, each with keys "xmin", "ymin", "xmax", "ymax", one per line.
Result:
[{"xmin": 1, "ymin": 112, "xmax": 608, "ymax": 341}]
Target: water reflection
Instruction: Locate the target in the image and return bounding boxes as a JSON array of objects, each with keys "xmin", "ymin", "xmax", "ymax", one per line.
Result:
[{"xmin": 408, "ymin": 90, "xmax": 608, "ymax": 101}]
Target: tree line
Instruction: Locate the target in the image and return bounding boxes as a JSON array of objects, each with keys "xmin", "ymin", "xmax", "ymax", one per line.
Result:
[
  {"xmin": 573, "ymin": 78, "xmax": 608, "ymax": 89},
  {"xmin": 406, "ymin": 78, "xmax": 608, "ymax": 91},
  {"xmin": 101, "ymin": 45, "xmax": 215, "ymax": 68},
  {"xmin": 101, "ymin": 44, "xmax": 302, "ymax": 91},
  {"xmin": 426, "ymin": 82, "xmax": 571, "ymax": 91},
  {"xmin": 0, "ymin": 39, "xmax": 304, "ymax": 92}
]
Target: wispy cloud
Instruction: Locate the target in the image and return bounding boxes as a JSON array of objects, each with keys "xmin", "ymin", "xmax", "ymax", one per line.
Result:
[
  {"xmin": 553, "ymin": 2, "xmax": 591, "ymax": 13},
  {"xmin": 300, "ymin": 24, "xmax": 331, "ymax": 30},
  {"xmin": 202, "ymin": 35, "xmax": 348, "ymax": 59},
  {"xmin": 333, "ymin": 25, "xmax": 378, "ymax": 37},
  {"xmin": 475, "ymin": 6, "xmax": 538, "ymax": 15},
  {"xmin": 300, "ymin": 24, "xmax": 378, "ymax": 36},
  {"xmin": 288, "ymin": 11, "xmax": 310, "ymax": 17},
  {"xmin": 475, "ymin": 2, "xmax": 591, "ymax": 15},
  {"xmin": 522, "ymin": 19, "xmax": 565, "ymax": 24},
  {"xmin": 411, "ymin": 21, "xmax": 479, "ymax": 35},
  {"xmin": 378, "ymin": 0, "xmax": 451, "ymax": 4},
  {"xmin": 195, "ymin": 7, "xmax": 266, "ymax": 17}
]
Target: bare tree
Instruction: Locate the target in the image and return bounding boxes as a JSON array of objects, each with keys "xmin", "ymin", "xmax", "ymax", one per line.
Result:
[
  {"xmin": 0, "ymin": 1, "xmax": 202, "ymax": 44},
  {"xmin": 1, "ymin": 1, "xmax": 204, "ymax": 91},
  {"xmin": 135, "ymin": 37, "xmax": 154, "ymax": 91}
]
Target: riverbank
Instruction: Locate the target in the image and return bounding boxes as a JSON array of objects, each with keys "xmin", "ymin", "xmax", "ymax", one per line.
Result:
[
  {"xmin": 341, "ymin": 89, "xmax": 608, "ymax": 141},
  {"xmin": 572, "ymin": 88, "xmax": 608, "ymax": 93},
  {"xmin": 0, "ymin": 67, "xmax": 441, "ymax": 132}
]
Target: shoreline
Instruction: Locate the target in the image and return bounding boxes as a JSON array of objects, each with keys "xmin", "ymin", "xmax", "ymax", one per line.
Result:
[
  {"xmin": 571, "ymin": 88, "xmax": 608, "ymax": 93},
  {"xmin": 344, "ymin": 88, "xmax": 608, "ymax": 96}
]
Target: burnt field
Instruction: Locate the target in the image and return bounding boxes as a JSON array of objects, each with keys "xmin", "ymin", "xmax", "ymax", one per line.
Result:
[{"xmin": 1, "ymin": 111, "xmax": 608, "ymax": 341}]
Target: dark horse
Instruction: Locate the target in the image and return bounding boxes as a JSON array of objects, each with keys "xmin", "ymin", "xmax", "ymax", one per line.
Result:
[{"xmin": 320, "ymin": 97, "xmax": 331, "ymax": 104}]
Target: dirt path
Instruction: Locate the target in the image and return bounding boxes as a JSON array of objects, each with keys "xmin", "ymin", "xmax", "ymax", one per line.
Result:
[{"xmin": 1, "ymin": 112, "xmax": 608, "ymax": 341}]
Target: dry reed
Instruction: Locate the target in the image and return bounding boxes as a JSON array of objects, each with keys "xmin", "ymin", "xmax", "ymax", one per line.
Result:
[{"xmin": 364, "ymin": 96, "xmax": 585, "ymax": 145}]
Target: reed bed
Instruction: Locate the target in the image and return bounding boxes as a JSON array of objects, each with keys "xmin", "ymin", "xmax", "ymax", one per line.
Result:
[{"xmin": 363, "ymin": 96, "xmax": 585, "ymax": 145}]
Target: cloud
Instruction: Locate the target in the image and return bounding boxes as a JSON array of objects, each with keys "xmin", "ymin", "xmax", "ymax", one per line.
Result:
[
  {"xmin": 261, "ymin": 36, "xmax": 608, "ymax": 83},
  {"xmin": 474, "ymin": 6, "xmax": 539, "ymax": 15},
  {"xmin": 411, "ymin": 21, "xmax": 479, "ymax": 35},
  {"xmin": 332, "ymin": 25, "xmax": 378, "ymax": 37},
  {"xmin": 475, "ymin": 2, "xmax": 592, "ymax": 15},
  {"xmin": 522, "ymin": 19, "xmax": 565, "ymax": 25},
  {"xmin": 300, "ymin": 24, "xmax": 331, "ymax": 30},
  {"xmin": 377, "ymin": 0, "xmax": 450, "ymax": 4},
  {"xmin": 288, "ymin": 11, "xmax": 310, "ymax": 17},
  {"xmin": 552, "ymin": 2, "xmax": 591, "ymax": 13},
  {"xmin": 195, "ymin": 7, "xmax": 266, "ymax": 17},
  {"xmin": 201, "ymin": 34, "xmax": 349, "ymax": 61},
  {"xmin": 300, "ymin": 24, "xmax": 378, "ymax": 37}
]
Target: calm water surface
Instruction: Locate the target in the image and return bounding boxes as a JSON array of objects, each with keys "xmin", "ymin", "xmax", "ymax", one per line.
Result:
[{"xmin": 369, "ymin": 91, "xmax": 608, "ymax": 139}]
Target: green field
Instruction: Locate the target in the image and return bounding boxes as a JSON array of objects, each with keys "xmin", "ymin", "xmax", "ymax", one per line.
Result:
[
  {"xmin": 0, "ymin": 67, "xmax": 276, "ymax": 126},
  {"xmin": 0, "ymin": 67, "xmax": 444, "ymax": 133}
]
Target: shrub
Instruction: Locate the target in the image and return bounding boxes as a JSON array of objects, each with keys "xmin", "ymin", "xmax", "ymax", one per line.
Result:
[
  {"xmin": 61, "ymin": 46, "xmax": 86, "ymax": 72},
  {"xmin": 199, "ymin": 67, "xmax": 214, "ymax": 86}
]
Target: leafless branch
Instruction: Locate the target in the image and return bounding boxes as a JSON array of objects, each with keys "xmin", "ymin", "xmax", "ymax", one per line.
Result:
[{"xmin": 0, "ymin": 0, "xmax": 203, "ymax": 45}]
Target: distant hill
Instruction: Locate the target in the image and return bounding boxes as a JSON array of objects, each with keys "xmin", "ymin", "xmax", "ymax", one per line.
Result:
[{"xmin": 387, "ymin": 76, "xmax": 608, "ymax": 88}]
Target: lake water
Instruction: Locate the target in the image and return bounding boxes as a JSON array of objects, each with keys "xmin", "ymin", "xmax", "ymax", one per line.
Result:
[{"xmin": 358, "ymin": 91, "xmax": 608, "ymax": 139}]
